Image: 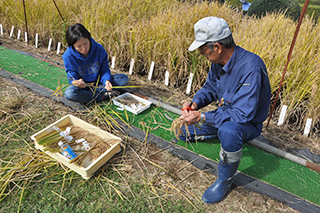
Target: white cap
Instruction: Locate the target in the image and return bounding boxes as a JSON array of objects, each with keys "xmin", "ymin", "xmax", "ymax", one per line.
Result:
[{"xmin": 188, "ymin": 17, "xmax": 232, "ymax": 51}]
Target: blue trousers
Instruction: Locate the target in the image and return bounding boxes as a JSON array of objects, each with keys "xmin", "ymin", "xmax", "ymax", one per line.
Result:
[
  {"xmin": 179, "ymin": 121, "xmax": 262, "ymax": 152},
  {"xmin": 65, "ymin": 74, "xmax": 129, "ymax": 104}
]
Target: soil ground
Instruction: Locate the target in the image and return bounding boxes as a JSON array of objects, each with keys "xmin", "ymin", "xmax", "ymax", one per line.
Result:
[{"xmin": 1, "ymin": 36, "xmax": 318, "ymax": 212}]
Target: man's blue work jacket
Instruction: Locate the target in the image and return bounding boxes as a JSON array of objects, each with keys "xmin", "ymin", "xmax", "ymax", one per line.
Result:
[{"xmin": 192, "ymin": 46, "xmax": 271, "ymax": 129}]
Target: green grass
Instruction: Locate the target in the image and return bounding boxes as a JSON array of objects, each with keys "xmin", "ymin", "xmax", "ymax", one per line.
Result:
[
  {"xmin": 0, "ymin": 99, "xmax": 205, "ymax": 213},
  {"xmin": 0, "ymin": 168, "xmax": 197, "ymax": 212}
]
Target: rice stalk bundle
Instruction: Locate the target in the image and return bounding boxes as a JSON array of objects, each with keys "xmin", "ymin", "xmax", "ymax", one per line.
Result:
[
  {"xmin": 66, "ymin": 126, "xmax": 116, "ymax": 167},
  {"xmin": 171, "ymin": 118, "xmax": 189, "ymax": 140}
]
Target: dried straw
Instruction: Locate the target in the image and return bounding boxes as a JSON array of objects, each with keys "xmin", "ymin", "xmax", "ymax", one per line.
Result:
[
  {"xmin": 117, "ymin": 95, "xmax": 140, "ymax": 106},
  {"xmin": 171, "ymin": 118, "xmax": 189, "ymax": 140},
  {"xmin": 69, "ymin": 126, "xmax": 118, "ymax": 167}
]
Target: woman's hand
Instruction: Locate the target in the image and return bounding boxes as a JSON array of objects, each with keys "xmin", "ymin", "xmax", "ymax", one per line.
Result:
[
  {"xmin": 105, "ymin": 80, "xmax": 113, "ymax": 91},
  {"xmin": 72, "ymin": 79, "xmax": 86, "ymax": 88}
]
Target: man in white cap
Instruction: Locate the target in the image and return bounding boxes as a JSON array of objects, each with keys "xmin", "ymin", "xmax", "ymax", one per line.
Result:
[{"xmin": 179, "ymin": 17, "xmax": 271, "ymax": 204}]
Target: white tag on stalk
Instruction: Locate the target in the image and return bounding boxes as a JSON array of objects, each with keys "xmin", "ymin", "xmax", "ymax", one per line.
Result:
[
  {"xmin": 65, "ymin": 127, "xmax": 71, "ymax": 134},
  {"xmin": 48, "ymin": 38, "xmax": 52, "ymax": 51},
  {"xmin": 25, "ymin": 32, "xmax": 28, "ymax": 43},
  {"xmin": 129, "ymin": 58, "xmax": 134, "ymax": 75},
  {"xmin": 60, "ymin": 127, "xmax": 73, "ymax": 142},
  {"xmin": 111, "ymin": 56, "xmax": 115, "ymax": 69},
  {"xmin": 10, "ymin": 26, "xmax": 14, "ymax": 38},
  {"xmin": 59, "ymin": 130, "xmax": 69, "ymax": 137},
  {"xmin": 303, "ymin": 118, "xmax": 312, "ymax": 136},
  {"xmin": 76, "ymin": 138, "xmax": 86, "ymax": 143},
  {"xmin": 47, "ymin": 126, "xmax": 61, "ymax": 132},
  {"xmin": 0, "ymin": 24, "xmax": 3, "ymax": 35},
  {"xmin": 186, "ymin": 73, "xmax": 194, "ymax": 94},
  {"xmin": 165, "ymin": 71, "xmax": 169, "ymax": 86},
  {"xmin": 277, "ymin": 105, "xmax": 287, "ymax": 126},
  {"xmin": 148, "ymin": 61, "xmax": 155, "ymax": 80},
  {"xmin": 82, "ymin": 141, "xmax": 91, "ymax": 151}
]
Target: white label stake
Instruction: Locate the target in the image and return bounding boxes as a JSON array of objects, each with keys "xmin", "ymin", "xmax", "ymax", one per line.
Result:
[
  {"xmin": 56, "ymin": 42, "xmax": 61, "ymax": 54},
  {"xmin": 303, "ymin": 118, "xmax": 312, "ymax": 136},
  {"xmin": 17, "ymin": 30, "xmax": 21, "ymax": 40},
  {"xmin": 25, "ymin": 32, "xmax": 28, "ymax": 43},
  {"xmin": 48, "ymin": 38, "xmax": 52, "ymax": 51},
  {"xmin": 0, "ymin": 24, "xmax": 3, "ymax": 35},
  {"xmin": 129, "ymin": 58, "xmax": 134, "ymax": 75},
  {"xmin": 111, "ymin": 56, "xmax": 115, "ymax": 69},
  {"xmin": 186, "ymin": 73, "xmax": 194, "ymax": 94},
  {"xmin": 35, "ymin": 33, "xmax": 38, "ymax": 48},
  {"xmin": 148, "ymin": 61, "xmax": 155, "ymax": 80},
  {"xmin": 10, "ymin": 26, "xmax": 14, "ymax": 38},
  {"xmin": 277, "ymin": 105, "xmax": 288, "ymax": 126},
  {"xmin": 165, "ymin": 71, "xmax": 169, "ymax": 86}
]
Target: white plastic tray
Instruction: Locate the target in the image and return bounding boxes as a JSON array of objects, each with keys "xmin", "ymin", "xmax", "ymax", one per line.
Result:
[
  {"xmin": 113, "ymin": 92, "xmax": 152, "ymax": 115},
  {"xmin": 30, "ymin": 115, "xmax": 121, "ymax": 179}
]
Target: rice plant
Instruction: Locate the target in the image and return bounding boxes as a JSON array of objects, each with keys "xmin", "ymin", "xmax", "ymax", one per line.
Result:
[{"xmin": 1, "ymin": 0, "xmax": 320, "ymax": 134}]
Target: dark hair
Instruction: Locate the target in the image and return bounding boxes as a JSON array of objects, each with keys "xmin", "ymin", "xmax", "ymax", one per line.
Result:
[
  {"xmin": 66, "ymin": 23, "xmax": 91, "ymax": 48},
  {"xmin": 205, "ymin": 34, "xmax": 235, "ymax": 50}
]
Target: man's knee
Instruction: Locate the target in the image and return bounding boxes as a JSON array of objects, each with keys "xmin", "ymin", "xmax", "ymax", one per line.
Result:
[{"xmin": 218, "ymin": 122, "xmax": 244, "ymax": 152}]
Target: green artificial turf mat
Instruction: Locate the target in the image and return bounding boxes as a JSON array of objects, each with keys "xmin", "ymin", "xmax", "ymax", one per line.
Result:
[
  {"xmin": 1, "ymin": 45, "xmax": 320, "ymax": 206},
  {"xmin": 0, "ymin": 46, "xmax": 68, "ymax": 90},
  {"xmin": 107, "ymin": 104, "xmax": 320, "ymax": 206}
]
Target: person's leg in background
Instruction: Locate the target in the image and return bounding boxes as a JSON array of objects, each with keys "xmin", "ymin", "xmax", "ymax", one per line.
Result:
[
  {"xmin": 65, "ymin": 86, "xmax": 104, "ymax": 103},
  {"xmin": 65, "ymin": 74, "xmax": 129, "ymax": 104}
]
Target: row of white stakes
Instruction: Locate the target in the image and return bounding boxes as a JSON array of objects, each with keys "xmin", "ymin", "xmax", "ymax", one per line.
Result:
[
  {"xmin": 118, "ymin": 54, "xmax": 314, "ymax": 136},
  {"xmin": 111, "ymin": 57, "xmax": 194, "ymax": 95},
  {"xmin": 277, "ymin": 105, "xmax": 313, "ymax": 136},
  {"xmin": 1, "ymin": 24, "xmax": 195, "ymax": 94},
  {"xmin": 2, "ymin": 26, "xmax": 313, "ymax": 134},
  {"xmin": 1, "ymin": 25, "xmax": 62, "ymax": 54}
]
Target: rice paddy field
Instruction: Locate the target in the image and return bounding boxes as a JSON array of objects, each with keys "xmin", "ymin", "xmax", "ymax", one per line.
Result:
[
  {"xmin": 1, "ymin": 0, "xmax": 320, "ymax": 212},
  {"xmin": 1, "ymin": 0, "xmax": 320, "ymax": 138}
]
